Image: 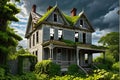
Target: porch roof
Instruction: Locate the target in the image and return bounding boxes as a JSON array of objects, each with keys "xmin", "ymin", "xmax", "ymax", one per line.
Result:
[{"xmin": 42, "ymin": 40, "xmax": 106, "ymax": 53}]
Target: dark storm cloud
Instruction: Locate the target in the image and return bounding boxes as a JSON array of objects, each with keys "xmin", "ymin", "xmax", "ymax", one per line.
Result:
[{"xmin": 22, "ymin": 0, "xmax": 118, "ymax": 31}]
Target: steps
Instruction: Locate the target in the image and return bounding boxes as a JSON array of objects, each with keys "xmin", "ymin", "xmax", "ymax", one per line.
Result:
[{"xmin": 82, "ymin": 65, "xmax": 93, "ymax": 74}]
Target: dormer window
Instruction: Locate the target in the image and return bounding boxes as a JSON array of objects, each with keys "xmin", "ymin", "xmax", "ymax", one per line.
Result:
[
  {"xmin": 75, "ymin": 32, "xmax": 79, "ymax": 42},
  {"xmin": 54, "ymin": 13, "xmax": 57, "ymax": 22},
  {"xmin": 58, "ymin": 29, "xmax": 63, "ymax": 40},
  {"xmin": 80, "ymin": 19, "xmax": 83, "ymax": 27},
  {"xmin": 50, "ymin": 28, "xmax": 54, "ymax": 40}
]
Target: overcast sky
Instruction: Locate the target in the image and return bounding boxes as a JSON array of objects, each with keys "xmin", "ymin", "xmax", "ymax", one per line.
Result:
[{"xmin": 11, "ymin": 0, "xmax": 119, "ymax": 48}]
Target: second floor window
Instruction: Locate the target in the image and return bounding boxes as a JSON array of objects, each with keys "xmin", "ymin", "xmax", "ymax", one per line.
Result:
[
  {"xmin": 29, "ymin": 37, "xmax": 31, "ymax": 48},
  {"xmin": 54, "ymin": 13, "xmax": 57, "ymax": 22},
  {"xmin": 75, "ymin": 32, "xmax": 79, "ymax": 42},
  {"xmin": 36, "ymin": 31, "xmax": 39, "ymax": 43},
  {"xmin": 33, "ymin": 34, "xmax": 35, "ymax": 46},
  {"xmin": 83, "ymin": 33, "xmax": 86, "ymax": 44},
  {"xmin": 58, "ymin": 29, "xmax": 63, "ymax": 40},
  {"xmin": 50, "ymin": 28, "xmax": 54, "ymax": 40}
]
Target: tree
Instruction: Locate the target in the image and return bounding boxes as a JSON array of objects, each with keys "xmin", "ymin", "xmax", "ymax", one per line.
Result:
[
  {"xmin": 98, "ymin": 32, "xmax": 119, "ymax": 62},
  {"xmin": 0, "ymin": 0, "xmax": 22, "ymax": 65}
]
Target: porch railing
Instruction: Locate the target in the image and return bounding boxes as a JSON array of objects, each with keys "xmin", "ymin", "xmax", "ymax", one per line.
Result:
[{"xmin": 53, "ymin": 60, "xmax": 76, "ymax": 68}]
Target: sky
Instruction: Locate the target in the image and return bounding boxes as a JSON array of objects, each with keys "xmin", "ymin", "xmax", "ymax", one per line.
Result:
[{"xmin": 11, "ymin": 0, "xmax": 119, "ymax": 48}]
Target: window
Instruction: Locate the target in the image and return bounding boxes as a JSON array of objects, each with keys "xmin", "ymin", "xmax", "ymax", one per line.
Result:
[
  {"xmin": 54, "ymin": 13, "xmax": 57, "ymax": 22},
  {"xmin": 33, "ymin": 34, "xmax": 35, "ymax": 46},
  {"xmin": 75, "ymin": 32, "xmax": 79, "ymax": 42},
  {"xmin": 29, "ymin": 37, "xmax": 31, "ymax": 48},
  {"xmin": 35, "ymin": 50, "xmax": 38, "ymax": 56},
  {"xmin": 33, "ymin": 51, "xmax": 34, "ymax": 55},
  {"xmin": 36, "ymin": 31, "xmax": 39, "ymax": 43},
  {"xmin": 50, "ymin": 28, "xmax": 54, "ymax": 40},
  {"xmin": 80, "ymin": 20, "xmax": 83, "ymax": 27},
  {"xmin": 83, "ymin": 33, "xmax": 86, "ymax": 44},
  {"xmin": 58, "ymin": 29, "xmax": 63, "ymax": 40}
]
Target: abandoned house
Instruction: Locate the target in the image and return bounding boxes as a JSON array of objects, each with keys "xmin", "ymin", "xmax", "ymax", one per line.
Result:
[{"xmin": 25, "ymin": 4, "xmax": 105, "ymax": 73}]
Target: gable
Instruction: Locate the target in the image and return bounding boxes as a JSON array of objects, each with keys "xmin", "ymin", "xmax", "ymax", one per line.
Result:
[
  {"xmin": 25, "ymin": 12, "xmax": 42, "ymax": 38},
  {"xmin": 46, "ymin": 8, "xmax": 69, "ymax": 25},
  {"xmin": 74, "ymin": 12, "xmax": 94, "ymax": 32}
]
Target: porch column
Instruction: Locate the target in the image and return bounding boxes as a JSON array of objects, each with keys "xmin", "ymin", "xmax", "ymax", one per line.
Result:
[
  {"xmin": 88, "ymin": 53, "xmax": 92, "ymax": 64},
  {"xmin": 103, "ymin": 52, "xmax": 105, "ymax": 63},
  {"xmin": 80, "ymin": 53, "xmax": 85, "ymax": 66},
  {"xmin": 76, "ymin": 49, "xmax": 79, "ymax": 65},
  {"xmin": 49, "ymin": 44, "xmax": 53, "ymax": 60}
]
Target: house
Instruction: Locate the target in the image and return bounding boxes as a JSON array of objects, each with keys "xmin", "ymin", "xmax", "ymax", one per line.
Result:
[{"xmin": 25, "ymin": 4, "xmax": 105, "ymax": 73}]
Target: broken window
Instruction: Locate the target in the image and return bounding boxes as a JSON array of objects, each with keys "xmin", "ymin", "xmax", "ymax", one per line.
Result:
[
  {"xmin": 58, "ymin": 29, "xmax": 63, "ymax": 40},
  {"xmin": 75, "ymin": 32, "xmax": 79, "ymax": 42},
  {"xmin": 50, "ymin": 28, "xmax": 54, "ymax": 40}
]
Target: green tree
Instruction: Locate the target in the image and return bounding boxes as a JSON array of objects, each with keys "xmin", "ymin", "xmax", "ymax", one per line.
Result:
[
  {"xmin": 98, "ymin": 32, "xmax": 119, "ymax": 62},
  {"xmin": 0, "ymin": 0, "xmax": 22, "ymax": 65}
]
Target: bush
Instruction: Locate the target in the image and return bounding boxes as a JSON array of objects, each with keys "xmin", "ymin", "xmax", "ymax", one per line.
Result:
[
  {"xmin": 67, "ymin": 64, "xmax": 79, "ymax": 75},
  {"xmin": 0, "ymin": 67, "xmax": 5, "ymax": 79},
  {"xmin": 35, "ymin": 60, "xmax": 60, "ymax": 76},
  {"xmin": 112, "ymin": 62, "xmax": 119, "ymax": 71}
]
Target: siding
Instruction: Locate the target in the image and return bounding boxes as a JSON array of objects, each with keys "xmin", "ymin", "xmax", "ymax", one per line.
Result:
[
  {"xmin": 86, "ymin": 33, "xmax": 91, "ymax": 44},
  {"xmin": 63, "ymin": 30, "xmax": 74, "ymax": 41},
  {"xmin": 79, "ymin": 31, "xmax": 83, "ymax": 43},
  {"xmin": 43, "ymin": 26, "xmax": 50, "ymax": 41}
]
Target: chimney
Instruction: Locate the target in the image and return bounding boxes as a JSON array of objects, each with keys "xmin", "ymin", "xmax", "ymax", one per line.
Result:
[
  {"xmin": 71, "ymin": 8, "xmax": 77, "ymax": 16},
  {"xmin": 47, "ymin": 6, "xmax": 53, "ymax": 11},
  {"xmin": 32, "ymin": 4, "xmax": 36, "ymax": 13}
]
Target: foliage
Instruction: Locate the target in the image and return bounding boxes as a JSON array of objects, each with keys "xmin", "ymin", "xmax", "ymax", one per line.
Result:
[
  {"xmin": 67, "ymin": 64, "xmax": 79, "ymax": 75},
  {"xmin": 112, "ymin": 62, "xmax": 119, "ymax": 71},
  {"xmin": 98, "ymin": 32, "xmax": 119, "ymax": 46},
  {"xmin": 36, "ymin": 73, "xmax": 49, "ymax": 80},
  {"xmin": 63, "ymin": 13, "xmax": 80, "ymax": 26},
  {"xmin": 37, "ymin": 6, "xmax": 56, "ymax": 27},
  {"xmin": 98, "ymin": 32, "xmax": 119, "ymax": 62},
  {"xmin": 35, "ymin": 60, "xmax": 61, "ymax": 76},
  {"xmin": 0, "ymin": 0, "xmax": 22, "ymax": 65}
]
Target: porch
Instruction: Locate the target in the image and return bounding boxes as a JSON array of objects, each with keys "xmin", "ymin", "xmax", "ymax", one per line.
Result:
[{"xmin": 42, "ymin": 40, "xmax": 105, "ymax": 73}]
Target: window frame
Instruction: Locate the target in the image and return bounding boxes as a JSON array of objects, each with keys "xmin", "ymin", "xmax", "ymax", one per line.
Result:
[
  {"xmin": 50, "ymin": 28, "xmax": 54, "ymax": 40},
  {"xmin": 58, "ymin": 29, "xmax": 63, "ymax": 40},
  {"xmin": 53, "ymin": 13, "xmax": 58, "ymax": 22},
  {"xmin": 75, "ymin": 32, "xmax": 79, "ymax": 42}
]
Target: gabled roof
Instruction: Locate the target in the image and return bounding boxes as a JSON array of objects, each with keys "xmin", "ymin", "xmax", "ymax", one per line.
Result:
[
  {"xmin": 25, "ymin": 5, "xmax": 95, "ymax": 38},
  {"xmin": 25, "ymin": 12, "xmax": 42, "ymax": 38},
  {"xmin": 36, "ymin": 5, "xmax": 69, "ymax": 27}
]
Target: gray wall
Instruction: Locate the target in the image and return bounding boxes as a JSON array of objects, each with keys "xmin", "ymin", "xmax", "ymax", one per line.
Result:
[{"xmin": 63, "ymin": 29, "xmax": 74, "ymax": 41}]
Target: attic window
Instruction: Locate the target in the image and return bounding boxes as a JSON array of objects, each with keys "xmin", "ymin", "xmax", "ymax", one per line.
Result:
[
  {"xmin": 80, "ymin": 20, "xmax": 83, "ymax": 27},
  {"xmin": 54, "ymin": 13, "xmax": 57, "ymax": 22},
  {"xmin": 50, "ymin": 28, "xmax": 54, "ymax": 40},
  {"xmin": 75, "ymin": 32, "xmax": 79, "ymax": 42},
  {"xmin": 58, "ymin": 29, "xmax": 63, "ymax": 40}
]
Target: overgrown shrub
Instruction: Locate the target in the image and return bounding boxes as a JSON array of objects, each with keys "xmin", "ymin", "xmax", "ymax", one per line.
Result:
[
  {"xmin": 35, "ymin": 60, "xmax": 60, "ymax": 76},
  {"xmin": 67, "ymin": 64, "xmax": 79, "ymax": 75},
  {"xmin": 112, "ymin": 62, "xmax": 119, "ymax": 71},
  {"xmin": 0, "ymin": 67, "xmax": 5, "ymax": 79}
]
